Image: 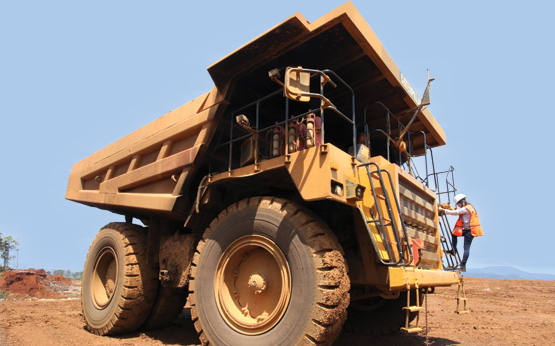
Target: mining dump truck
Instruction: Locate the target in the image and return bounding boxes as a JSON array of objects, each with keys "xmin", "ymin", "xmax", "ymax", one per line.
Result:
[{"xmin": 66, "ymin": 2, "xmax": 463, "ymax": 345}]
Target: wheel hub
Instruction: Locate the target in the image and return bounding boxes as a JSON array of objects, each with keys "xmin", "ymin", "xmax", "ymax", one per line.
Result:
[
  {"xmin": 215, "ymin": 235, "xmax": 291, "ymax": 335},
  {"xmin": 91, "ymin": 247, "xmax": 118, "ymax": 309},
  {"xmin": 247, "ymin": 273, "xmax": 267, "ymax": 294}
]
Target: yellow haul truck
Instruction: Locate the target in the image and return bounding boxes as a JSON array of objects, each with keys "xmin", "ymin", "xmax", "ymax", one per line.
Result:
[{"xmin": 66, "ymin": 3, "xmax": 463, "ymax": 345}]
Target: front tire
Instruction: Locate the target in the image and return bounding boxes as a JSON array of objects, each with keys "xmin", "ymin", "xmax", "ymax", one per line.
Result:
[
  {"xmin": 81, "ymin": 222, "xmax": 158, "ymax": 335},
  {"xmin": 189, "ymin": 197, "xmax": 350, "ymax": 346}
]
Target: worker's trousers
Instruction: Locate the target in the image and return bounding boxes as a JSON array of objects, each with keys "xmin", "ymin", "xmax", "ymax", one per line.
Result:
[{"xmin": 452, "ymin": 230, "xmax": 473, "ymax": 266}]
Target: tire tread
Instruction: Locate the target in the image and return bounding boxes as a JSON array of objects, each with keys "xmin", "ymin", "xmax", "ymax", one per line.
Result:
[
  {"xmin": 189, "ymin": 197, "xmax": 350, "ymax": 346},
  {"xmin": 82, "ymin": 222, "xmax": 158, "ymax": 335}
]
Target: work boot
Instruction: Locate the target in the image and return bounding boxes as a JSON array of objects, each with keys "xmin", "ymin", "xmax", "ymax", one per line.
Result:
[
  {"xmin": 445, "ymin": 250, "xmax": 455, "ymax": 256},
  {"xmin": 456, "ymin": 265, "xmax": 466, "ymax": 272}
]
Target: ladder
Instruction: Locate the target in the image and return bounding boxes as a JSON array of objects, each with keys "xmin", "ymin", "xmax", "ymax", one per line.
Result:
[
  {"xmin": 438, "ymin": 214, "xmax": 462, "ymax": 270},
  {"xmin": 455, "ymin": 278, "xmax": 470, "ymax": 314},
  {"xmin": 358, "ymin": 162, "xmax": 412, "ymax": 266},
  {"xmin": 401, "ymin": 282, "xmax": 423, "ymax": 333}
]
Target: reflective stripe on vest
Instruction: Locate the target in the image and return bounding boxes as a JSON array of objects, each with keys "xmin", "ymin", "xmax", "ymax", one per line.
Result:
[{"xmin": 452, "ymin": 204, "xmax": 483, "ymax": 237}]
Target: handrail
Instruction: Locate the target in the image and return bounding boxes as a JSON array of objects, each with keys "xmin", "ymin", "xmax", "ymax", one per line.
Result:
[
  {"xmin": 439, "ymin": 214, "xmax": 461, "ymax": 270},
  {"xmin": 359, "ymin": 161, "xmax": 413, "ymax": 266}
]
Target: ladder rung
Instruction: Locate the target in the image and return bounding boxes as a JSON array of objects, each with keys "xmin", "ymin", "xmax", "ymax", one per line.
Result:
[
  {"xmin": 401, "ymin": 327, "xmax": 422, "ymax": 334},
  {"xmin": 456, "ymin": 310, "xmax": 470, "ymax": 314},
  {"xmin": 367, "ymin": 217, "xmax": 391, "ymax": 223},
  {"xmin": 403, "ymin": 306, "xmax": 423, "ymax": 312},
  {"xmin": 455, "ymin": 297, "xmax": 468, "ymax": 301}
]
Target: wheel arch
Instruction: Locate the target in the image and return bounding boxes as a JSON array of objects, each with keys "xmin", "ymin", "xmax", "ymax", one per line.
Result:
[
  {"xmin": 189, "ymin": 167, "xmax": 379, "ymax": 288},
  {"xmin": 192, "ymin": 169, "xmax": 369, "ymax": 274},
  {"xmin": 195, "ymin": 172, "xmax": 357, "ymax": 253}
]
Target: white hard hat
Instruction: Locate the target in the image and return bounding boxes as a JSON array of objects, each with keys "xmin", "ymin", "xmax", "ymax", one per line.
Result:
[{"xmin": 454, "ymin": 194, "xmax": 467, "ymax": 204}]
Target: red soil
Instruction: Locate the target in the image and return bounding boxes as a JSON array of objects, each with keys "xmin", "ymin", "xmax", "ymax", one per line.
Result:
[{"xmin": 0, "ymin": 269, "xmax": 73, "ymax": 300}]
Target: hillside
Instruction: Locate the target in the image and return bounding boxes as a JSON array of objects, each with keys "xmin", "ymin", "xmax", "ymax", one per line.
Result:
[{"xmin": 465, "ymin": 266, "xmax": 555, "ymax": 281}]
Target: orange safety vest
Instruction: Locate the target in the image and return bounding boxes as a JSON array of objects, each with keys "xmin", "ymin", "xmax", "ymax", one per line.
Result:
[{"xmin": 452, "ymin": 204, "xmax": 483, "ymax": 237}]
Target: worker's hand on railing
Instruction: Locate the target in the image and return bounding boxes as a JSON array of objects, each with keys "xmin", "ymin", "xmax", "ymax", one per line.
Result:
[{"xmin": 438, "ymin": 207, "xmax": 445, "ymax": 216}]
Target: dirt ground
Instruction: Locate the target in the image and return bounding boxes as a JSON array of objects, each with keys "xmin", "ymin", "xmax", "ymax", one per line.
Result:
[{"xmin": 0, "ymin": 276, "xmax": 554, "ymax": 346}]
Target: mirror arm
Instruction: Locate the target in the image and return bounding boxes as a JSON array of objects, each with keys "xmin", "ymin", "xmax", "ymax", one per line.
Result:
[
  {"xmin": 395, "ymin": 77, "xmax": 434, "ymax": 146},
  {"xmin": 270, "ymin": 75, "xmax": 285, "ymax": 88},
  {"xmin": 395, "ymin": 106, "xmax": 425, "ymax": 147},
  {"xmin": 268, "ymin": 68, "xmax": 285, "ymax": 87}
]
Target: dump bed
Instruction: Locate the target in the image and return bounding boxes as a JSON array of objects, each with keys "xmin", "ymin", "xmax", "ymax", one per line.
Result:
[
  {"xmin": 66, "ymin": 2, "xmax": 445, "ymax": 220},
  {"xmin": 66, "ymin": 91, "xmax": 222, "ymax": 219}
]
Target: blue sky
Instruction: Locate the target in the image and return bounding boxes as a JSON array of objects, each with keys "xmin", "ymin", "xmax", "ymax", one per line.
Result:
[{"xmin": 1, "ymin": 1, "xmax": 554, "ymax": 275}]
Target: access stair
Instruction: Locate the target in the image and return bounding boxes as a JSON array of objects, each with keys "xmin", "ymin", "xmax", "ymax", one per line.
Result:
[
  {"xmin": 438, "ymin": 213, "xmax": 462, "ymax": 270},
  {"xmin": 358, "ymin": 162, "xmax": 413, "ymax": 266},
  {"xmin": 424, "ymin": 165, "xmax": 462, "ymax": 271}
]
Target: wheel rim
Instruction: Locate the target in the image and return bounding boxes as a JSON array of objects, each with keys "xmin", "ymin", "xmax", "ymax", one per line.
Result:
[
  {"xmin": 215, "ymin": 235, "xmax": 291, "ymax": 335},
  {"xmin": 91, "ymin": 247, "xmax": 118, "ymax": 309}
]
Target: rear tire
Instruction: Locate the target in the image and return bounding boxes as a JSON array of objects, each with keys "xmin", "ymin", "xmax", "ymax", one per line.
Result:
[
  {"xmin": 189, "ymin": 197, "xmax": 350, "ymax": 346},
  {"xmin": 81, "ymin": 222, "xmax": 158, "ymax": 335},
  {"xmin": 143, "ymin": 286, "xmax": 188, "ymax": 330}
]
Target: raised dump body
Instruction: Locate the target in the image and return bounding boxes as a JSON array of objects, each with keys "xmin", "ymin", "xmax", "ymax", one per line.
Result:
[{"xmin": 68, "ymin": 3, "xmax": 462, "ymax": 345}]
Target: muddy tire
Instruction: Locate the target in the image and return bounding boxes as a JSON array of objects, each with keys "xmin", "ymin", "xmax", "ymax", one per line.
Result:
[
  {"xmin": 142, "ymin": 286, "xmax": 188, "ymax": 330},
  {"xmin": 81, "ymin": 222, "xmax": 158, "ymax": 335},
  {"xmin": 345, "ymin": 290, "xmax": 422, "ymax": 335},
  {"xmin": 189, "ymin": 197, "xmax": 350, "ymax": 346}
]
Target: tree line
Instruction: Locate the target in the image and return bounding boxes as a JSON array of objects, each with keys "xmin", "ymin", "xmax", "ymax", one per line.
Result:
[
  {"xmin": 46, "ymin": 269, "xmax": 83, "ymax": 280},
  {"xmin": 0, "ymin": 232, "xmax": 18, "ymax": 272}
]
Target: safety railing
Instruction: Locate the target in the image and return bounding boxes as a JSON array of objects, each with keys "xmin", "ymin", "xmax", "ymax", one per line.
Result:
[{"xmin": 211, "ymin": 68, "xmax": 357, "ymax": 174}]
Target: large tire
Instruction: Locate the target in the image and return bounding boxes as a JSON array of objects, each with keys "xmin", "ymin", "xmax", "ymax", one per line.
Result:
[
  {"xmin": 345, "ymin": 290, "xmax": 423, "ymax": 335},
  {"xmin": 81, "ymin": 222, "xmax": 158, "ymax": 335},
  {"xmin": 189, "ymin": 197, "xmax": 350, "ymax": 346},
  {"xmin": 142, "ymin": 286, "xmax": 188, "ymax": 330}
]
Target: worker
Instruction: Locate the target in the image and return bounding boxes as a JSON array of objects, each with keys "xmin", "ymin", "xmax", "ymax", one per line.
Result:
[{"xmin": 438, "ymin": 194, "xmax": 483, "ymax": 272}]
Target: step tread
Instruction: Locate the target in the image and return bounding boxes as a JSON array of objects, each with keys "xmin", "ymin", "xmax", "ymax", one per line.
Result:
[
  {"xmin": 401, "ymin": 327, "xmax": 423, "ymax": 334},
  {"xmin": 403, "ymin": 306, "xmax": 423, "ymax": 312}
]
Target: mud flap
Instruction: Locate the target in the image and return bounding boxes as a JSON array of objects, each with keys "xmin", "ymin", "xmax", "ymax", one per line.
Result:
[{"xmin": 159, "ymin": 233, "xmax": 196, "ymax": 288}]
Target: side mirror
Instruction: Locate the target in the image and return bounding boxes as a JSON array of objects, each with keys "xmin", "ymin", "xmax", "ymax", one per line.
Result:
[
  {"xmin": 420, "ymin": 84, "xmax": 430, "ymax": 106},
  {"xmin": 284, "ymin": 67, "xmax": 311, "ymax": 102},
  {"xmin": 420, "ymin": 79, "xmax": 434, "ymax": 106},
  {"xmin": 421, "ymin": 73, "xmax": 435, "ymax": 107}
]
